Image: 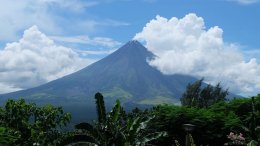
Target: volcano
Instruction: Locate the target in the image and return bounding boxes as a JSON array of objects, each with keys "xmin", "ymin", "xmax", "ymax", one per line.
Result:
[{"xmin": 0, "ymin": 40, "xmax": 199, "ymax": 121}]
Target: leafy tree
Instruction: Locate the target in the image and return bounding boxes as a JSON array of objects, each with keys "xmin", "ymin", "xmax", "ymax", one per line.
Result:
[
  {"xmin": 95, "ymin": 92, "xmax": 107, "ymax": 125},
  {"xmin": 181, "ymin": 79, "xmax": 203, "ymax": 107},
  {"xmin": 149, "ymin": 94, "xmax": 260, "ymax": 145},
  {"xmin": 0, "ymin": 99, "xmax": 71, "ymax": 145},
  {"xmin": 181, "ymin": 79, "xmax": 228, "ymax": 108},
  {"xmin": 0, "ymin": 126, "xmax": 19, "ymax": 146},
  {"xmin": 150, "ymin": 104, "xmax": 243, "ymax": 146},
  {"xmin": 242, "ymin": 96, "xmax": 260, "ymax": 143}
]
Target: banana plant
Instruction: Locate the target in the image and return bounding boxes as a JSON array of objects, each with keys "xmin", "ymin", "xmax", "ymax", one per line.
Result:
[
  {"xmin": 72, "ymin": 92, "xmax": 167, "ymax": 146},
  {"xmin": 247, "ymin": 140, "xmax": 258, "ymax": 146}
]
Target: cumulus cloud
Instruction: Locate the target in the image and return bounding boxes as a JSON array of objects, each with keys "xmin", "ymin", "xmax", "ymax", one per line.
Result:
[
  {"xmin": 0, "ymin": 0, "xmax": 128, "ymax": 41},
  {"xmin": 0, "ymin": 83, "xmax": 22, "ymax": 94},
  {"xmin": 0, "ymin": 26, "xmax": 94, "ymax": 94},
  {"xmin": 0, "ymin": 0, "xmax": 60, "ymax": 41},
  {"xmin": 242, "ymin": 49, "xmax": 260, "ymax": 62},
  {"xmin": 134, "ymin": 13, "xmax": 260, "ymax": 95}
]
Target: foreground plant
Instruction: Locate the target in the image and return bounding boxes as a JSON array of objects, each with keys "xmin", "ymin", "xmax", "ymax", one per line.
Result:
[
  {"xmin": 0, "ymin": 126, "xmax": 19, "ymax": 145},
  {"xmin": 0, "ymin": 99, "xmax": 71, "ymax": 145},
  {"xmin": 247, "ymin": 140, "xmax": 259, "ymax": 146},
  {"xmin": 226, "ymin": 132, "xmax": 245, "ymax": 145},
  {"xmin": 174, "ymin": 134, "xmax": 196, "ymax": 146},
  {"xmin": 243, "ymin": 96, "xmax": 260, "ymax": 143},
  {"xmin": 69, "ymin": 92, "xmax": 167, "ymax": 146}
]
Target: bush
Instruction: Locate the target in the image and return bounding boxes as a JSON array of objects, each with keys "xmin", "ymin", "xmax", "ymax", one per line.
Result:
[{"xmin": 0, "ymin": 99, "xmax": 71, "ymax": 145}]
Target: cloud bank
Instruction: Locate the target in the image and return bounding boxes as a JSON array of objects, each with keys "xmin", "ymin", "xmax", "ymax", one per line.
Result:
[
  {"xmin": 0, "ymin": 0, "xmax": 129, "ymax": 42},
  {"xmin": 134, "ymin": 13, "xmax": 260, "ymax": 95},
  {"xmin": 0, "ymin": 26, "xmax": 93, "ymax": 94}
]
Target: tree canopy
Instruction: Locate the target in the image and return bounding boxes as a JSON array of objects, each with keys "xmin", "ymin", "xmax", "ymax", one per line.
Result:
[
  {"xmin": 0, "ymin": 99, "xmax": 71, "ymax": 146},
  {"xmin": 181, "ymin": 79, "xmax": 229, "ymax": 108}
]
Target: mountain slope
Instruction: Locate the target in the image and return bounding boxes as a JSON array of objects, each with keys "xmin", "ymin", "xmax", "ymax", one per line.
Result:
[{"xmin": 1, "ymin": 41, "xmax": 198, "ymax": 106}]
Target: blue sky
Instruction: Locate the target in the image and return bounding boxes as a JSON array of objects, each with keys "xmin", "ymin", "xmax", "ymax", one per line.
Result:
[
  {"xmin": 1, "ymin": 0, "xmax": 260, "ymax": 49},
  {"xmin": 0, "ymin": 0, "xmax": 259, "ymax": 96}
]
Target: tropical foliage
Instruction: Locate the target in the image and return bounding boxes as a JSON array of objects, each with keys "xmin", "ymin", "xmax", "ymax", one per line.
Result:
[
  {"xmin": 181, "ymin": 79, "xmax": 228, "ymax": 108},
  {"xmin": 68, "ymin": 92, "xmax": 167, "ymax": 146},
  {"xmin": 0, "ymin": 99, "xmax": 71, "ymax": 146},
  {"xmin": 0, "ymin": 89, "xmax": 259, "ymax": 146},
  {"xmin": 148, "ymin": 94, "xmax": 260, "ymax": 146}
]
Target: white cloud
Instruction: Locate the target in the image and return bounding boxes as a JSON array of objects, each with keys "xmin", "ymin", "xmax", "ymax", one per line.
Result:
[
  {"xmin": 50, "ymin": 35, "xmax": 122, "ymax": 48},
  {"xmin": 50, "ymin": 35, "xmax": 121, "ymax": 57},
  {"xmin": 134, "ymin": 13, "xmax": 260, "ymax": 95},
  {"xmin": 0, "ymin": 26, "xmax": 94, "ymax": 94},
  {"xmin": 229, "ymin": 0, "xmax": 259, "ymax": 4},
  {"xmin": 76, "ymin": 49, "xmax": 117, "ymax": 56},
  {"xmin": 0, "ymin": 83, "xmax": 22, "ymax": 94},
  {"xmin": 38, "ymin": 0, "xmax": 99, "ymax": 12},
  {"xmin": 0, "ymin": 0, "xmax": 128, "ymax": 42},
  {"xmin": 243, "ymin": 49, "xmax": 260, "ymax": 61},
  {"xmin": 100, "ymin": 19, "xmax": 130, "ymax": 27},
  {"xmin": 90, "ymin": 37, "xmax": 122, "ymax": 48},
  {"xmin": 0, "ymin": 0, "xmax": 59, "ymax": 41}
]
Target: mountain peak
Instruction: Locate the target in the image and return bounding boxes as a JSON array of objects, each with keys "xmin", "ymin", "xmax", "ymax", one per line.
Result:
[
  {"xmin": 0, "ymin": 39, "xmax": 200, "ymax": 122},
  {"xmin": 120, "ymin": 40, "xmax": 144, "ymax": 49},
  {"xmin": 114, "ymin": 40, "xmax": 152, "ymax": 58},
  {"xmin": 127, "ymin": 40, "xmax": 141, "ymax": 45}
]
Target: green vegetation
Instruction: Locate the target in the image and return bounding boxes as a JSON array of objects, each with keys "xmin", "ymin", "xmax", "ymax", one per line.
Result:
[
  {"xmin": 0, "ymin": 80, "xmax": 259, "ymax": 146},
  {"xmin": 68, "ymin": 92, "xmax": 167, "ymax": 146},
  {"xmin": 0, "ymin": 99, "xmax": 71, "ymax": 145},
  {"xmin": 138, "ymin": 96, "xmax": 179, "ymax": 105},
  {"xmin": 103, "ymin": 87, "xmax": 133, "ymax": 99},
  {"xmin": 149, "ymin": 94, "xmax": 260, "ymax": 146},
  {"xmin": 181, "ymin": 78, "xmax": 228, "ymax": 108}
]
